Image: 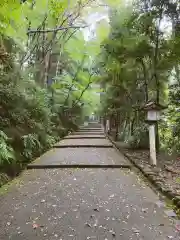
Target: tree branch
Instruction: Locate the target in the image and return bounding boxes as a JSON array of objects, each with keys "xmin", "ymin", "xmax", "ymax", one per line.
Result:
[
  {"xmin": 63, "ymin": 55, "xmax": 86, "ymax": 107},
  {"xmin": 138, "ymin": 58, "xmax": 149, "ymax": 102},
  {"xmin": 71, "ymin": 74, "xmax": 93, "ymax": 108},
  {"xmin": 27, "ymin": 25, "xmax": 88, "ymax": 34}
]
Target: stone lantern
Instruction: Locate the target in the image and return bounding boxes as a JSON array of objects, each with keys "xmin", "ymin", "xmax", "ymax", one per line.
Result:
[{"xmin": 143, "ymin": 101, "xmax": 166, "ymax": 166}]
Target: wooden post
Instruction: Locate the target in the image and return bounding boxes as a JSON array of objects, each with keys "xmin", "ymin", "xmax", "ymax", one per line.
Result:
[{"xmin": 149, "ymin": 124, "xmax": 157, "ymax": 166}]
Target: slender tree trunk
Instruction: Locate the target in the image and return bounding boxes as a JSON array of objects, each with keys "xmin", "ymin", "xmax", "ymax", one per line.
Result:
[
  {"xmin": 153, "ymin": 4, "xmax": 163, "ymax": 152},
  {"xmin": 172, "ymin": 17, "xmax": 180, "ymax": 84},
  {"xmin": 123, "ymin": 117, "xmax": 128, "ymax": 140},
  {"xmin": 139, "ymin": 58, "xmax": 148, "ymax": 102},
  {"xmin": 131, "ymin": 117, "xmax": 135, "ymax": 136},
  {"xmin": 109, "ymin": 115, "xmax": 113, "ymax": 133},
  {"xmin": 44, "ymin": 50, "xmax": 52, "ymax": 87},
  {"xmin": 115, "ymin": 112, "xmax": 119, "ymax": 141}
]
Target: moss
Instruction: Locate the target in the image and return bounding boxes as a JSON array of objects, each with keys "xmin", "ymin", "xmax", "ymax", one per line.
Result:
[
  {"xmin": 0, "ymin": 175, "xmax": 23, "ymax": 196},
  {"xmin": 164, "ymin": 198, "xmax": 180, "ymax": 218},
  {"xmin": 0, "ymin": 173, "xmax": 10, "ymax": 188}
]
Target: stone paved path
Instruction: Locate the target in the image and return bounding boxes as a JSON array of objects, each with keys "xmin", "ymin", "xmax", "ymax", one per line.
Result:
[
  {"xmin": 28, "ymin": 124, "xmax": 130, "ymax": 168},
  {"xmin": 0, "ymin": 123, "xmax": 179, "ymax": 239}
]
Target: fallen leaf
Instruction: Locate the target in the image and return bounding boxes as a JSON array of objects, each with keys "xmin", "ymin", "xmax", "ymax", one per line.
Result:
[
  {"xmin": 132, "ymin": 228, "xmax": 140, "ymax": 234},
  {"xmin": 159, "ymin": 223, "xmax": 164, "ymax": 226},
  {"xmin": 175, "ymin": 224, "xmax": 180, "ymax": 231},
  {"xmin": 142, "ymin": 208, "xmax": 148, "ymax": 213},
  {"xmin": 93, "ymin": 208, "xmax": 99, "ymax": 212},
  {"xmin": 33, "ymin": 223, "xmax": 39, "ymax": 229},
  {"xmin": 156, "ymin": 201, "xmax": 165, "ymax": 208},
  {"xmin": 109, "ymin": 194, "xmax": 115, "ymax": 198},
  {"xmin": 85, "ymin": 222, "xmax": 92, "ymax": 228},
  {"xmin": 93, "ymin": 219, "xmax": 98, "ymax": 227},
  {"xmin": 164, "ymin": 210, "xmax": 177, "ymax": 218}
]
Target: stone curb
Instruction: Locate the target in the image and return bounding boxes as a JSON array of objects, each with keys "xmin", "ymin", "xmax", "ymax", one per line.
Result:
[
  {"xmin": 53, "ymin": 145, "xmax": 113, "ymax": 148},
  {"xmin": 71, "ymin": 132, "xmax": 105, "ymax": 135},
  {"xmin": 27, "ymin": 164, "xmax": 131, "ymax": 169},
  {"xmin": 64, "ymin": 136, "xmax": 106, "ymax": 139},
  {"xmin": 106, "ymin": 134, "xmax": 180, "ymax": 209}
]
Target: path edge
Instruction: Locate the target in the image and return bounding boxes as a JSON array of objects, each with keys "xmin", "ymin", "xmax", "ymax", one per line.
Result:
[
  {"xmin": 106, "ymin": 133, "xmax": 180, "ymax": 209},
  {"xmin": 27, "ymin": 164, "xmax": 131, "ymax": 169}
]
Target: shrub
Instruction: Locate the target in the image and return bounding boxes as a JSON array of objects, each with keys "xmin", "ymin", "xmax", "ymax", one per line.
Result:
[
  {"xmin": 0, "ymin": 72, "xmax": 81, "ymax": 181},
  {"xmin": 21, "ymin": 133, "xmax": 42, "ymax": 159},
  {"xmin": 127, "ymin": 124, "xmax": 149, "ymax": 149},
  {"xmin": 0, "ymin": 130, "xmax": 15, "ymax": 166}
]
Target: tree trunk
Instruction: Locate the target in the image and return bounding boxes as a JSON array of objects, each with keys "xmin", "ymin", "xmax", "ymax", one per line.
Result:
[
  {"xmin": 131, "ymin": 117, "xmax": 135, "ymax": 136},
  {"xmin": 139, "ymin": 58, "xmax": 148, "ymax": 102},
  {"xmin": 172, "ymin": 18, "xmax": 180, "ymax": 84},
  {"xmin": 44, "ymin": 51, "xmax": 52, "ymax": 87},
  {"xmin": 109, "ymin": 115, "xmax": 113, "ymax": 133},
  {"xmin": 114, "ymin": 112, "xmax": 119, "ymax": 141}
]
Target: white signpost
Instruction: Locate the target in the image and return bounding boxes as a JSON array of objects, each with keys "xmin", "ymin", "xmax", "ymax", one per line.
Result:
[
  {"xmin": 143, "ymin": 102, "xmax": 166, "ymax": 166},
  {"xmin": 149, "ymin": 124, "xmax": 157, "ymax": 165}
]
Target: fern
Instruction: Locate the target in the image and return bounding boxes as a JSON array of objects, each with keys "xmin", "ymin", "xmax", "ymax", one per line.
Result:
[
  {"xmin": 0, "ymin": 130, "xmax": 15, "ymax": 165},
  {"xmin": 45, "ymin": 135, "xmax": 57, "ymax": 148},
  {"xmin": 0, "ymin": 130, "xmax": 8, "ymax": 141},
  {"xmin": 21, "ymin": 133, "xmax": 41, "ymax": 159}
]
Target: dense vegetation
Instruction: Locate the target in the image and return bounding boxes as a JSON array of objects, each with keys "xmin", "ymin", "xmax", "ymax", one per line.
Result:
[
  {"xmin": 98, "ymin": 0, "xmax": 180, "ymax": 152},
  {"xmin": 0, "ymin": 0, "xmax": 102, "ymax": 184}
]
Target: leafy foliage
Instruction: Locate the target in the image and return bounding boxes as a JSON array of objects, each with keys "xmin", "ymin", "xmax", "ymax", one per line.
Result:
[
  {"xmin": 22, "ymin": 134, "xmax": 41, "ymax": 159},
  {"xmin": 0, "ymin": 0, "xmax": 101, "ymax": 181},
  {"xmin": 0, "ymin": 131, "xmax": 15, "ymax": 165},
  {"xmin": 98, "ymin": 0, "xmax": 180, "ymax": 152}
]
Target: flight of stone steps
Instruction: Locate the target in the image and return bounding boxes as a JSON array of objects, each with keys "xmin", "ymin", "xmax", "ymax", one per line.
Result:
[{"xmin": 27, "ymin": 122, "xmax": 131, "ymax": 169}]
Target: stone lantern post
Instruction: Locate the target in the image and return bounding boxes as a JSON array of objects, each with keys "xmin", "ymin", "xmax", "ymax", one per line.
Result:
[{"xmin": 143, "ymin": 101, "xmax": 166, "ymax": 166}]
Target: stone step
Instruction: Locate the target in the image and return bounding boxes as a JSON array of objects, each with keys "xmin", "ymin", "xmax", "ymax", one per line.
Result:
[
  {"xmin": 72, "ymin": 132, "xmax": 105, "ymax": 135},
  {"xmin": 65, "ymin": 135, "xmax": 105, "ymax": 139},
  {"xmin": 79, "ymin": 128, "xmax": 103, "ymax": 132},
  {"xmin": 27, "ymin": 164, "xmax": 131, "ymax": 169}
]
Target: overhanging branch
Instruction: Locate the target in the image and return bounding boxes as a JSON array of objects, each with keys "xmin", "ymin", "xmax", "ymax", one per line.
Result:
[
  {"xmin": 27, "ymin": 25, "xmax": 88, "ymax": 34},
  {"xmin": 63, "ymin": 55, "xmax": 86, "ymax": 107},
  {"xmin": 71, "ymin": 73, "xmax": 93, "ymax": 108}
]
